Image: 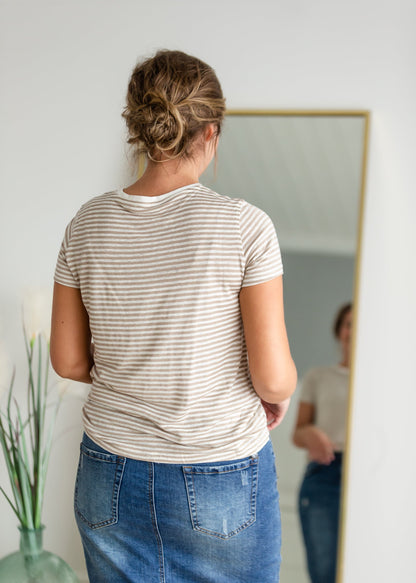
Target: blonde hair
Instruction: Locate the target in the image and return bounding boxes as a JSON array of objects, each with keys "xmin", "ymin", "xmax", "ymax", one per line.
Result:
[{"xmin": 122, "ymin": 50, "xmax": 226, "ymax": 161}]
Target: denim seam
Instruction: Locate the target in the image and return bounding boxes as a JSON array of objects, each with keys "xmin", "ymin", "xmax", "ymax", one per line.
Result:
[
  {"xmin": 148, "ymin": 462, "xmax": 166, "ymax": 583},
  {"xmin": 251, "ymin": 454, "xmax": 258, "ymax": 526},
  {"xmin": 74, "ymin": 449, "xmax": 126, "ymax": 530}
]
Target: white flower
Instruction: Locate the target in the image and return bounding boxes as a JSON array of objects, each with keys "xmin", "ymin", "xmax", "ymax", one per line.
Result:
[{"xmin": 22, "ymin": 287, "xmax": 53, "ymax": 342}]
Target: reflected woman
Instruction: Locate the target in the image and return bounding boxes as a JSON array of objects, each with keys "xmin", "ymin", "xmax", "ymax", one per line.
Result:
[{"xmin": 293, "ymin": 303, "xmax": 352, "ymax": 583}]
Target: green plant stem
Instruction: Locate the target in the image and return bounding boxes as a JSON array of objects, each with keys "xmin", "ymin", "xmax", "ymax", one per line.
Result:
[
  {"xmin": 24, "ymin": 329, "xmax": 36, "ymax": 457},
  {"xmin": 32, "ymin": 337, "xmax": 42, "ymax": 526},
  {"xmin": 34, "ymin": 345, "xmax": 52, "ymax": 527},
  {"xmin": 15, "ymin": 404, "xmax": 35, "ymax": 526},
  {"xmin": 5, "ymin": 375, "xmax": 27, "ymax": 524},
  {"xmin": 37, "ymin": 397, "xmax": 61, "ymax": 526},
  {"xmin": 0, "ymin": 486, "xmax": 20, "ymax": 520},
  {"xmin": 0, "ymin": 331, "xmax": 61, "ymax": 530},
  {"xmin": 14, "ymin": 426, "xmax": 34, "ymax": 529},
  {"xmin": 0, "ymin": 415, "xmax": 25, "ymax": 522}
]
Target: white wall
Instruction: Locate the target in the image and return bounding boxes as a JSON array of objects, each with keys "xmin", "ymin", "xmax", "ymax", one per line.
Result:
[{"xmin": 1, "ymin": 1, "xmax": 415, "ymax": 581}]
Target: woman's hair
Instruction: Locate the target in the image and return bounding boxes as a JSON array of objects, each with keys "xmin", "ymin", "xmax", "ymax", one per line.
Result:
[
  {"xmin": 122, "ymin": 50, "xmax": 226, "ymax": 161},
  {"xmin": 333, "ymin": 302, "xmax": 352, "ymax": 339}
]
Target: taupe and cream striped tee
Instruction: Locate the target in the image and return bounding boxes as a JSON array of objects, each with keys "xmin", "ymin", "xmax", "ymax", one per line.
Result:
[{"xmin": 55, "ymin": 183, "xmax": 283, "ymax": 463}]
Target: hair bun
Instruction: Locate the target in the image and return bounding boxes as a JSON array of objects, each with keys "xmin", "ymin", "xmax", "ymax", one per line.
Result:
[
  {"xmin": 139, "ymin": 90, "xmax": 185, "ymax": 155},
  {"xmin": 122, "ymin": 50, "xmax": 225, "ymax": 161}
]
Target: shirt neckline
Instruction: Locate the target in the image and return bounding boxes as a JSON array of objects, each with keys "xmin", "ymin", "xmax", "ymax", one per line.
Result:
[{"xmin": 116, "ymin": 183, "xmax": 200, "ymax": 205}]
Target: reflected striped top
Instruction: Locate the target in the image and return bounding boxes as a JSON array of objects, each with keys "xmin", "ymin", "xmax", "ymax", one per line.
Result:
[{"xmin": 54, "ymin": 183, "xmax": 283, "ymax": 462}]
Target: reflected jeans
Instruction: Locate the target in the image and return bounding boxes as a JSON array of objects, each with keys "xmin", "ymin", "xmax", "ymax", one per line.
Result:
[
  {"xmin": 75, "ymin": 433, "xmax": 281, "ymax": 582},
  {"xmin": 298, "ymin": 453, "xmax": 342, "ymax": 583}
]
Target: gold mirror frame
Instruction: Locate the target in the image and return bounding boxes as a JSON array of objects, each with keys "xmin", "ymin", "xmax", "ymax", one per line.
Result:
[
  {"xmin": 138, "ymin": 108, "xmax": 370, "ymax": 582},
  {"xmin": 223, "ymin": 109, "xmax": 370, "ymax": 583}
]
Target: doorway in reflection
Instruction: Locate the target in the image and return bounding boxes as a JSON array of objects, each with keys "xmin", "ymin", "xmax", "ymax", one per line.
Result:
[{"xmin": 203, "ymin": 111, "xmax": 368, "ymax": 583}]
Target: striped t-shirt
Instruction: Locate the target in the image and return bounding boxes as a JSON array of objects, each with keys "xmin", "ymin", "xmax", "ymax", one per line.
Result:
[
  {"xmin": 55, "ymin": 183, "xmax": 283, "ymax": 463},
  {"xmin": 300, "ymin": 365, "xmax": 349, "ymax": 452}
]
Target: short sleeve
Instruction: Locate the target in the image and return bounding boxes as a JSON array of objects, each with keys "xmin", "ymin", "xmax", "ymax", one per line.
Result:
[
  {"xmin": 299, "ymin": 368, "xmax": 318, "ymax": 405},
  {"xmin": 239, "ymin": 201, "xmax": 283, "ymax": 287},
  {"xmin": 54, "ymin": 217, "xmax": 80, "ymax": 289}
]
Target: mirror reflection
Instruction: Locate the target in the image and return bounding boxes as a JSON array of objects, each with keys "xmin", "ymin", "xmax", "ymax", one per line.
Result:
[{"xmin": 203, "ymin": 112, "xmax": 367, "ymax": 583}]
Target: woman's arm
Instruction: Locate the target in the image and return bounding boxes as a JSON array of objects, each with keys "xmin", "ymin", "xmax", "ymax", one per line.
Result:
[
  {"xmin": 293, "ymin": 402, "xmax": 335, "ymax": 464},
  {"xmin": 50, "ymin": 282, "xmax": 93, "ymax": 383},
  {"xmin": 239, "ymin": 276, "xmax": 297, "ymax": 404}
]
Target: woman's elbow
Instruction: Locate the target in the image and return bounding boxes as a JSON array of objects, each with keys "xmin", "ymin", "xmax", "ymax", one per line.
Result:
[
  {"xmin": 50, "ymin": 355, "xmax": 92, "ymax": 383},
  {"xmin": 252, "ymin": 362, "xmax": 297, "ymax": 403}
]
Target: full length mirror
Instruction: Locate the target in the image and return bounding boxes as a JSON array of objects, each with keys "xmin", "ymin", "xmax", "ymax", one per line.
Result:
[{"xmin": 203, "ymin": 111, "xmax": 368, "ymax": 583}]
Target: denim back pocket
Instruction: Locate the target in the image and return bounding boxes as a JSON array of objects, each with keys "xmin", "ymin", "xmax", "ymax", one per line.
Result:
[
  {"xmin": 183, "ymin": 456, "xmax": 258, "ymax": 539},
  {"xmin": 74, "ymin": 443, "xmax": 126, "ymax": 529}
]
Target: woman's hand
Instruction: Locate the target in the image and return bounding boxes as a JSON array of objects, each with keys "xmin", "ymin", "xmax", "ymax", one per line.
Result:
[
  {"xmin": 292, "ymin": 401, "xmax": 335, "ymax": 464},
  {"xmin": 261, "ymin": 398, "xmax": 291, "ymax": 430},
  {"xmin": 301, "ymin": 426, "xmax": 335, "ymax": 465}
]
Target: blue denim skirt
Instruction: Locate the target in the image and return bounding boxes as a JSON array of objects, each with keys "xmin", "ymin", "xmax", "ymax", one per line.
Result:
[{"xmin": 75, "ymin": 433, "xmax": 281, "ymax": 582}]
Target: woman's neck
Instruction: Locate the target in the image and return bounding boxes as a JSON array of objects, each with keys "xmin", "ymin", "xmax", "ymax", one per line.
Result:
[{"xmin": 124, "ymin": 158, "xmax": 200, "ymax": 197}]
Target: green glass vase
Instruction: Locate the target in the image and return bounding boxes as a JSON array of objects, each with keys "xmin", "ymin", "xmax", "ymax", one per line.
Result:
[{"xmin": 0, "ymin": 526, "xmax": 80, "ymax": 583}]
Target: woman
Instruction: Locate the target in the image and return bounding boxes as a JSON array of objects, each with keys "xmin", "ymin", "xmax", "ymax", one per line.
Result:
[
  {"xmin": 293, "ymin": 303, "xmax": 352, "ymax": 583},
  {"xmin": 50, "ymin": 50, "xmax": 297, "ymax": 583}
]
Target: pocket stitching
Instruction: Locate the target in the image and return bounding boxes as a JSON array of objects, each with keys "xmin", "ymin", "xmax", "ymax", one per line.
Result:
[{"xmin": 80, "ymin": 443, "xmax": 119, "ymax": 463}]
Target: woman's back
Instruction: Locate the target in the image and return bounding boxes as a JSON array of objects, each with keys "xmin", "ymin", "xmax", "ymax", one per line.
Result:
[{"xmin": 55, "ymin": 183, "xmax": 283, "ymax": 462}]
